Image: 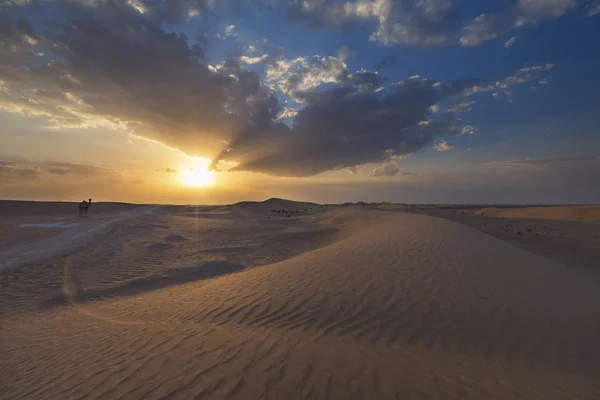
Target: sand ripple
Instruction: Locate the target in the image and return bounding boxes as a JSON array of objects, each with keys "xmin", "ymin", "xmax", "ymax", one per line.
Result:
[{"xmin": 2, "ymin": 208, "xmax": 599, "ymax": 399}]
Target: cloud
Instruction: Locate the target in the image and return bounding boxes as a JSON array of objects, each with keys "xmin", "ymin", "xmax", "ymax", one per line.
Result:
[
  {"xmin": 434, "ymin": 141, "xmax": 453, "ymax": 151},
  {"xmin": 347, "ymin": 166, "xmax": 360, "ymax": 175},
  {"xmin": 277, "ymin": 107, "xmax": 299, "ymax": 120},
  {"xmin": 496, "ymin": 64, "xmax": 555, "ymax": 89},
  {"xmin": 460, "ymin": 0, "xmax": 575, "ymax": 47},
  {"xmin": 0, "ymin": 161, "xmax": 41, "ymax": 180},
  {"xmin": 284, "ymin": 0, "xmax": 583, "ymax": 48},
  {"xmin": 287, "ymin": 0, "xmax": 458, "ymax": 46},
  {"xmin": 212, "ymin": 74, "xmax": 478, "ymax": 176},
  {"xmin": 589, "ymin": 0, "xmax": 600, "ymax": 16},
  {"xmin": 240, "ymin": 54, "xmax": 270, "ymax": 64},
  {"xmin": 0, "ymin": 159, "xmax": 122, "ymax": 182},
  {"xmin": 370, "ymin": 159, "xmax": 416, "ymax": 177},
  {"xmin": 0, "ymin": 0, "xmax": 269, "ymax": 158},
  {"xmin": 265, "ymin": 53, "xmax": 350, "ymax": 99},
  {"xmin": 448, "ymin": 100, "xmax": 474, "ymax": 113},
  {"xmin": 461, "ymin": 125, "xmax": 476, "ymax": 135},
  {"xmin": 0, "ymin": 1, "xmax": 559, "ymax": 178},
  {"xmin": 488, "ymin": 155, "xmax": 600, "ymax": 170},
  {"xmin": 462, "ymin": 63, "xmax": 554, "ymax": 98},
  {"xmin": 224, "ymin": 24, "xmax": 236, "ymax": 37},
  {"xmin": 504, "ymin": 36, "xmax": 517, "ymax": 48}
]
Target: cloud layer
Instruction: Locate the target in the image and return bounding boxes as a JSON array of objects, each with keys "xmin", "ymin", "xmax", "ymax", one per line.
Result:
[
  {"xmin": 0, "ymin": 159, "xmax": 122, "ymax": 183},
  {"xmin": 0, "ymin": 0, "xmax": 561, "ymax": 177},
  {"xmin": 287, "ymin": 0, "xmax": 588, "ymax": 47}
]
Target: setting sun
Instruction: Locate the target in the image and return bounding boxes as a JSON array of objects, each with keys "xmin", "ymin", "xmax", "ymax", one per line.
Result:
[{"xmin": 180, "ymin": 163, "xmax": 214, "ymax": 188}]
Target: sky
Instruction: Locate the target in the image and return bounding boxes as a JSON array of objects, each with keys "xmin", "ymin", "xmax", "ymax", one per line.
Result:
[{"xmin": 1, "ymin": 0, "xmax": 599, "ymax": 205}]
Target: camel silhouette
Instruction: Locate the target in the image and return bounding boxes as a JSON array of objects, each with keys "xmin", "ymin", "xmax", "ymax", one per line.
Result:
[{"xmin": 78, "ymin": 198, "xmax": 92, "ymax": 217}]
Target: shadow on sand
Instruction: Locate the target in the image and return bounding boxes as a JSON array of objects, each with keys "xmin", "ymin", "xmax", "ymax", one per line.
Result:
[{"xmin": 43, "ymin": 261, "xmax": 245, "ymax": 307}]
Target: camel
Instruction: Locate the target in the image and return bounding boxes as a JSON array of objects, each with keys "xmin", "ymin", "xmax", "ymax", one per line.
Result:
[{"xmin": 78, "ymin": 198, "xmax": 92, "ymax": 217}]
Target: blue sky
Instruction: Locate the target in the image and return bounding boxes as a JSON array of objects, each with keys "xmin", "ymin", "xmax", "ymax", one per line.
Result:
[{"xmin": 1, "ymin": 0, "xmax": 599, "ymax": 204}]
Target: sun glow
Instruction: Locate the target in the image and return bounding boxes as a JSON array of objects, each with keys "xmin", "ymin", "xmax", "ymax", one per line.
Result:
[{"xmin": 180, "ymin": 162, "xmax": 215, "ymax": 188}]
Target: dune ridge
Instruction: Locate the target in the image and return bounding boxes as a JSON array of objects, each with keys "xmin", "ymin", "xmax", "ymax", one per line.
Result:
[{"xmin": 1, "ymin": 204, "xmax": 599, "ymax": 399}]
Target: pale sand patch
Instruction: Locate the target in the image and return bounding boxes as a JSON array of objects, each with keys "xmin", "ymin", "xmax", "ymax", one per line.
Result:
[{"xmin": 1, "ymin": 204, "xmax": 599, "ymax": 399}]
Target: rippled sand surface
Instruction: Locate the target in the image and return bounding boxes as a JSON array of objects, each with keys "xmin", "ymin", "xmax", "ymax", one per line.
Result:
[{"xmin": 2, "ymin": 201, "xmax": 599, "ymax": 399}]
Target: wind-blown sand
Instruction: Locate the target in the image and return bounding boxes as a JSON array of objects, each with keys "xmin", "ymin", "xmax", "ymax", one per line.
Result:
[{"xmin": 1, "ymin": 200, "xmax": 599, "ymax": 399}]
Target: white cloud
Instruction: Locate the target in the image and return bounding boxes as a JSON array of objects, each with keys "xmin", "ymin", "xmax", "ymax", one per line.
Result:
[
  {"xmin": 240, "ymin": 54, "xmax": 270, "ymax": 64},
  {"xmin": 288, "ymin": 1, "xmax": 588, "ymax": 48},
  {"xmin": 462, "ymin": 63, "xmax": 554, "ymax": 99},
  {"xmin": 265, "ymin": 52, "xmax": 349, "ymax": 97},
  {"xmin": 504, "ymin": 36, "xmax": 517, "ymax": 48},
  {"xmin": 223, "ymin": 24, "xmax": 236, "ymax": 37},
  {"xmin": 370, "ymin": 159, "xmax": 416, "ymax": 177},
  {"xmin": 496, "ymin": 64, "xmax": 554, "ymax": 89},
  {"xmin": 461, "ymin": 125, "xmax": 476, "ymax": 135},
  {"xmin": 460, "ymin": 0, "xmax": 575, "ymax": 47},
  {"xmin": 277, "ymin": 107, "xmax": 299, "ymax": 120},
  {"xmin": 434, "ymin": 141, "xmax": 453, "ymax": 151},
  {"xmin": 290, "ymin": 0, "xmax": 457, "ymax": 47},
  {"xmin": 448, "ymin": 100, "xmax": 474, "ymax": 113}
]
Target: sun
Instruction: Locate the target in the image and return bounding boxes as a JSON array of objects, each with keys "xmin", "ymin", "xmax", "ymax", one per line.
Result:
[{"xmin": 180, "ymin": 163, "xmax": 215, "ymax": 188}]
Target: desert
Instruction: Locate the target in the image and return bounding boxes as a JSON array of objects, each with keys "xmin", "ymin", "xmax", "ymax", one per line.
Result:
[{"xmin": 2, "ymin": 200, "xmax": 599, "ymax": 399}]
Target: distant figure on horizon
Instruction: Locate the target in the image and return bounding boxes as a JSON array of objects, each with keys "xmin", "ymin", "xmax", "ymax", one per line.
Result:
[{"xmin": 79, "ymin": 198, "xmax": 92, "ymax": 217}]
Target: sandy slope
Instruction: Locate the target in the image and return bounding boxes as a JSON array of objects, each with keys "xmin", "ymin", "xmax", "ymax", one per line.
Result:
[
  {"xmin": 1, "ymin": 204, "xmax": 600, "ymax": 399},
  {"xmin": 0, "ymin": 207, "xmax": 155, "ymax": 270},
  {"xmin": 419, "ymin": 206, "xmax": 600, "ymax": 282},
  {"xmin": 475, "ymin": 205, "xmax": 600, "ymax": 221}
]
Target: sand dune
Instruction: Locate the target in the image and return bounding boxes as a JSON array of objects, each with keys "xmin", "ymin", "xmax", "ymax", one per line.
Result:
[
  {"xmin": 476, "ymin": 205, "xmax": 600, "ymax": 221},
  {"xmin": 1, "ymin": 202, "xmax": 599, "ymax": 399},
  {"xmin": 418, "ymin": 205, "xmax": 600, "ymax": 282},
  {"xmin": 0, "ymin": 207, "xmax": 155, "ymax": 271}
]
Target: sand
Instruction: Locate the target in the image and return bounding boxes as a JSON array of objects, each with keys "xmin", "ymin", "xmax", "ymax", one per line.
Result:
[
  {"xmin": 475, "ymin": 205, "xmax": 600, "ymax": 221},
  {"xmin": 417, "ymin": 205, "xmax": 600, "ymax": 282},
  {"xmin": 1, "ymin": 200, "xmax": 599, "ymax": 399}
]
